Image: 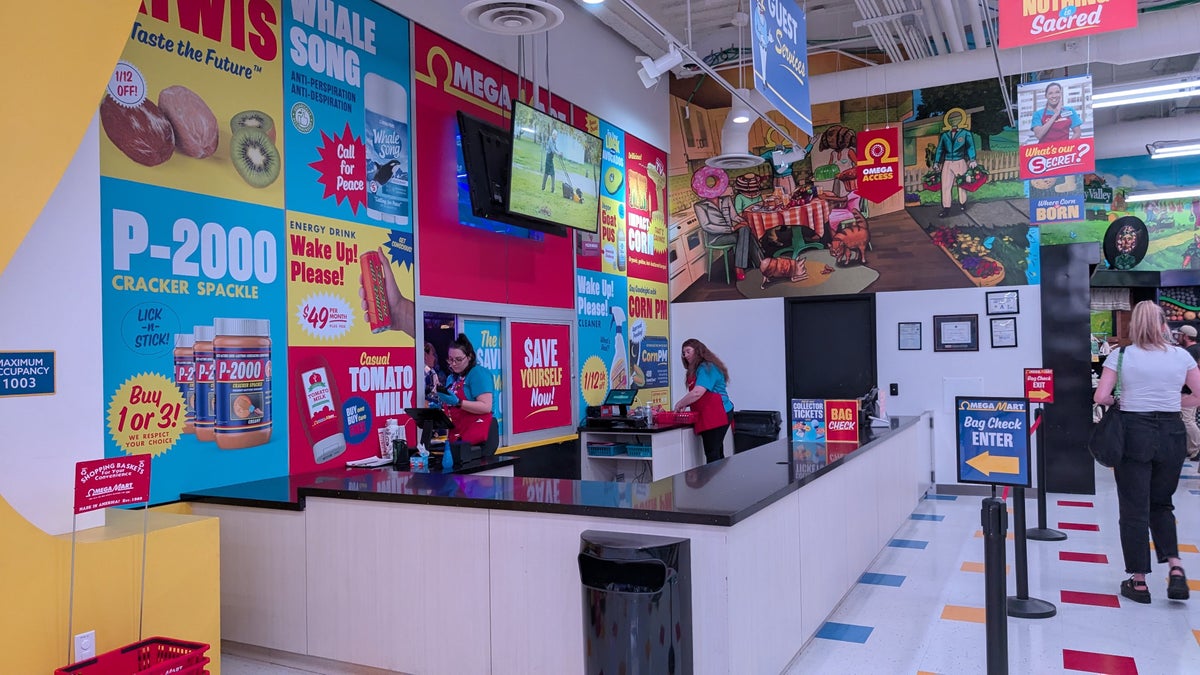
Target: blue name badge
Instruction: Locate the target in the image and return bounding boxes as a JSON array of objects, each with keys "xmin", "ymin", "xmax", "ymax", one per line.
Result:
[{"xmin": 0, "ymin": 351, "xmax": 56, "ymax": 397}]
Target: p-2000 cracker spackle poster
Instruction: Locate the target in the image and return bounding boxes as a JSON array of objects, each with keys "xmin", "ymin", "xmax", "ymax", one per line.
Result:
[
  {"xmin": 101, "ymin": 1, "xmax": 288, "ymax": 502},
  {"xmin": 101, "ymin": 0, "xmax": 417, "ymax": 502}
]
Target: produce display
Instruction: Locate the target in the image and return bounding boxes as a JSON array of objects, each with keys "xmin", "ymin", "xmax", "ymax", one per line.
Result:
[{"xmin": 1159, "ymin": 287, "xmax": 1200, "ymax": 321}]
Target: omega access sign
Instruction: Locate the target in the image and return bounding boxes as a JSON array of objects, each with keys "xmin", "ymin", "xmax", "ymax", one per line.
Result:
[{"xmin": 956, "ymin": 397, "xmax": 1031, "ymax": 487}]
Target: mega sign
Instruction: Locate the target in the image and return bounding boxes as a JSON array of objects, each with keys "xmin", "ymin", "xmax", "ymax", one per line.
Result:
[{"xmin": 999, "ymin": 0, "xmax": 1138, "ymax": 49}]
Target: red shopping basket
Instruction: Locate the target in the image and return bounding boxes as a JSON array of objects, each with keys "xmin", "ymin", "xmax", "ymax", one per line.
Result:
[{"xmin": 55, "ymin": 637, "xmax": 210, "ymax": 675}]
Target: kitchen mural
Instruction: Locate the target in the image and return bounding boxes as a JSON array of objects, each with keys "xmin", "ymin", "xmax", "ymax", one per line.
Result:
[{"xmin": 667, "ymin": 76, "xmax": 1040, "ymax": 302}]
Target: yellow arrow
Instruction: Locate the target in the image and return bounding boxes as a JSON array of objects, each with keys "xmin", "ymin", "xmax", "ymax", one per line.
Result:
[
  {"xmin": 967, "ymin": 452, "xmax": 1020, "ymax": 476},
  {"xmin": 1027, "ymin": 389, "xmax": 1052, "ymax": 401}
]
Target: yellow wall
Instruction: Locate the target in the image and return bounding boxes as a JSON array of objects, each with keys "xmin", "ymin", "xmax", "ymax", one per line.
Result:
[
  {"xmin": 0, "ymin": 1, "xmax": 141, "ymax": 276},
  {"xmin": 0, "ymin": 498, "xmax": 221, "ymax": 674},
  {"xmin": 0, "ymin": 2, "xmax": 221, "ymax": 671}
]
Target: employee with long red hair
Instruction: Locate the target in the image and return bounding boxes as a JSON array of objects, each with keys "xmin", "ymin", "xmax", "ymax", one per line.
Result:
[{"xmin": 674, "ymin": 338, "xmax": 735, "ymax": 463}]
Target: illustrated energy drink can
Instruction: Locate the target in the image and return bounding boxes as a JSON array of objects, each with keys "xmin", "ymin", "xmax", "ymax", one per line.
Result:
[{"xmin": 361, "ymin": 250, "xmax": 392, "ymax": 333}]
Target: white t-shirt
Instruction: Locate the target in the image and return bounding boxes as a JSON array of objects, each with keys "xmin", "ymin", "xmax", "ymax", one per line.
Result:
[{"xmin": 1103, "ymin": 345, "xmax": 1197, "ymax": 412}]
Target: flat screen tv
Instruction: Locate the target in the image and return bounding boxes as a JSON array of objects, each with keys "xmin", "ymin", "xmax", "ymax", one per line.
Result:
[
  {"xmin": 456, "ymin": 110, "xmax": 566, "ymax": 237},
  {"xmin": 507, "ymin": 101, "xmax": 602, "ymax": 233}
]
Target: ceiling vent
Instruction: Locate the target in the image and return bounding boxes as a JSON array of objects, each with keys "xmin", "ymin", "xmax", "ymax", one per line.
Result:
[{"xmin": 461, "ymin": 0, "xmax": 564, "ymax": 35}]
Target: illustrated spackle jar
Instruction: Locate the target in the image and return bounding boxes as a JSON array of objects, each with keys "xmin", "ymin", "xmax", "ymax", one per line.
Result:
[
  {"xmin": 213, "ymin": 318, "xmax": 272, "ymax": 450},
  {"xmin": 193, "ymin": 325, "xmax": 216, "ymax": 442},
  {"xmin": 364, "ymin": 72, "xmax": 410, "ymax": 225},
  {"xmin": 173, "ymin": 333, "xmax": 196, "ymax": 434}
]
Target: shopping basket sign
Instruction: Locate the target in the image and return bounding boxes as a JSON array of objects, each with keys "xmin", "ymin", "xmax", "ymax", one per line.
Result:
[{"xmin": 74, "ymin": 457, "xmax": 151, "ymax": 514}]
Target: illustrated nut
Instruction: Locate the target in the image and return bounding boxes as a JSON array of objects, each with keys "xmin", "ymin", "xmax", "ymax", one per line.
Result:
[
  {"xmin": 158, "ymin": 85, "xmax": 218, "ymax": 159},
  {"xmin": 100, "ymin": 95, "xmax": 175, "ymax": 167}
]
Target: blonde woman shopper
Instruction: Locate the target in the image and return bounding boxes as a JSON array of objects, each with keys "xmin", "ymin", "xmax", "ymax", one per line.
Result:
[{"xmin": 1094, "ymin": 301, "xmax": 1200, "ymax": 603}]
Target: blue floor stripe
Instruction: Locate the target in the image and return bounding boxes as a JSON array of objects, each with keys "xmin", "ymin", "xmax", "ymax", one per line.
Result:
[
  {"xmin": 925, "ymin": 494, "xmax": 958, "ymax": 501},
  {"xmin": 859, "ymin": 572, "xmax": 906, "ymax": 587},
  {"xmin": 1180, "ymin": 474, "xmax": 1200, "ymax": 480},
  {"xmin": 815, "ymin": 621, "xmax": 874, "ymax": 643},
  {"xmin": 1190, "ymin": 490, "xmax": 1200, "ymax": 496},
  {"xmin": 888, "ymin": 538, "xmax": 928, "ymax": 549},
  {"xmin": 910, "ymin": 513, "xmax": 946, "ymax": 522}
]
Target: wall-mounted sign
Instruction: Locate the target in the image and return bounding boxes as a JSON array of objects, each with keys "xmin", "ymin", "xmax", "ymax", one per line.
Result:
[
  {"xmin": 0, "ymin": 350, "xmax": 55, "ymax": 397},
  {"xmin": 1024, "ymin": 368, "xmax": 1054, "ymax": 403},
  {"xmin": 510, "ymin": 322, "xmax": 572, "ymax": 434}
]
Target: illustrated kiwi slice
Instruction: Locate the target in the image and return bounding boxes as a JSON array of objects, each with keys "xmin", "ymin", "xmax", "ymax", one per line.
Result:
[
  {"xmin": 230, "ymin": 128, "xmax": 280, "ymax": 188},
  {"xmin": 230, "ymin": 110, "xmax": 276, "ymax": 142}
]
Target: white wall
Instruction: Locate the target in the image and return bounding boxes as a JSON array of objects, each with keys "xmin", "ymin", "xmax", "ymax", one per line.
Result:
[
  {"xmin": 670, "ymin": 298, "xmax": 787, "ymax": 416},
  {"xmin": 0, "ymin": 118, "xmax": 104, "ymax": 534},
  {"xmin": 380, "ymin": 0, "xmax": 668, "ymax": 149},
  {"xmin": 875, "ymin": 286, "xmax": 1042, "ymax": 485}
]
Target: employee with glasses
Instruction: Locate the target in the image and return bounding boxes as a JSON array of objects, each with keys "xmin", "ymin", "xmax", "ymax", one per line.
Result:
[{"xmin": 434, "ymin": 333, "xmax": 496, "ymax": 445}]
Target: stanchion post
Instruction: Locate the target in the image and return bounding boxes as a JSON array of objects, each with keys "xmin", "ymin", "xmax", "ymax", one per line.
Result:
[
  {"xmin": 1007, "ymin": 487, "xmax": 1057, "ymax": 618},
  {"xmin": 982, "ymin": 497, "xmax": 1009, "ymax": 675},
  {"xmin": 1027, "ymin": 406, "xmax": 1067, "ymax": 541}
]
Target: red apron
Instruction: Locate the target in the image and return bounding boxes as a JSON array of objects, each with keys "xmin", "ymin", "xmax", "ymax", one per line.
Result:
[
  {"xmin": 443, "ymin": 375, "xmax": 493, "ymax": 445},
  {"xmin": 1039, "ymin": 110, "xmax": 1074, "ymax": 142},
  {"xmin": 686, "ymin": 373, "xmax": 729, "ymax": 434}
]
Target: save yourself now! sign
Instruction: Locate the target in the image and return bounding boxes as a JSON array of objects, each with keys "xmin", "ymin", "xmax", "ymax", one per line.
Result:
[{"xmin": 999, "ymin": 0, "xmax": 1138, "ymax": 49}]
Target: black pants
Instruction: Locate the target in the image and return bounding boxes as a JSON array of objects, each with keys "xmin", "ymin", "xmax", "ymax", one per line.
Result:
[
  {"xmin": 699, "ymin": 413, "xmax": 732, "ymax": 463},
  {"xmin": 1115, "ymin": 411, "xmax": 1187, "ymax": 573}
]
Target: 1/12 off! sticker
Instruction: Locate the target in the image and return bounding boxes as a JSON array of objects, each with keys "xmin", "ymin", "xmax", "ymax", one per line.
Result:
[{"xmin": 108, "ymin": 372, "xmax": 186, "ymax": 456}]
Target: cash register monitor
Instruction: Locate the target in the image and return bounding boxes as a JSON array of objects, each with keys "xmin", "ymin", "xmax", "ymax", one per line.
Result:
[
  {"xmin": 603, "ymin": 388, "xmax": 637, "ymax": 406},
  {"xmin": 404, "ymin": 407, "xmax": 455, "ymax": 448}
]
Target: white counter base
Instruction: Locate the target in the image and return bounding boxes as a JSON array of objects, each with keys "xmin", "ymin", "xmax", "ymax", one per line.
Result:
[{"xmin": 192, "ymin": 413, "xmax": 930, "ymax": 674}]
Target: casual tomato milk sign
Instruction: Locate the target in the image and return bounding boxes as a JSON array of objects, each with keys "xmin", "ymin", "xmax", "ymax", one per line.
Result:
[
  {"xmin": 999, "ymin": 0, "xmax": 1137, "ymax": 49},
  {"xmin": 511, "ymin": 322, "xmax": 572, "ymax": 433}
]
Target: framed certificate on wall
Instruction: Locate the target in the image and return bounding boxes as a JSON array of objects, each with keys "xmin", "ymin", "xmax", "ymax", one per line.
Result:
[
  {"xmin": 898, "ymin": 322, "xmax": 922, "ymax": 350},
  {"xmin": 986, "ymin": 290, "xmax": 1020, "ymax": 315},
  {"xmin": 991, "ymin": 317, "xmax": 1018, "ymax": 348},
  {"xmin": 933, "ymin": 314, "xmax": 979, "ymax": 352}
]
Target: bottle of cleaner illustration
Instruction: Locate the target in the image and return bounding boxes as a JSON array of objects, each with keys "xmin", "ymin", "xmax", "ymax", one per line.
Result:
[
  {"xmin": 364, "ymin": 72, "xmax": 410, "ymax": 225},
  {"xmin": 609, "ymin": 307, "xmax": 629, "ymax": 391}
]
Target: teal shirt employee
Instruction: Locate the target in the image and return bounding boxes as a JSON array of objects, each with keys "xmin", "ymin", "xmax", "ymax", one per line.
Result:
[
  {"xmin": 674, "ymin": 338, "xmax": 735, "ymax": 464},
  {"xmin": 435, "ymin": 333, "xmax": 496, "ymax": 446},
  {"xmin": 693, "ymin": 362, "xmax": 733, "ymax": 413}
]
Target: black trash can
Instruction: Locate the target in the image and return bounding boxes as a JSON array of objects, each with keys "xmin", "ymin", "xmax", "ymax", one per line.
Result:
[
  {"xmin": 732, "ymin": 409, "xmax": 782, "ymax": 454},
  {"xmin": 578, "ymin": 530, "xmax": 692, "ymax": 675}
]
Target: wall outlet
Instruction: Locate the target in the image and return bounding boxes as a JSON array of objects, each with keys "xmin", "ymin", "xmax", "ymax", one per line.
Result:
[
  {"xmin": 890, "ymin": 383, "xmax": 899, "ymax": 396},
  {"xmin": 74, "ymin": 630, "xmax": 96, "ymax": 662}
]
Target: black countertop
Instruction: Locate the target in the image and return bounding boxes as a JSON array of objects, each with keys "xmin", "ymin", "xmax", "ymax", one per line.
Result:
[
  {"xmin": 182, "ymin": 417, "xmax": 922, "ymax": 526},
  {"xmin": 578, "ymin": 422, "xmax": 692, "ymax": 434}
]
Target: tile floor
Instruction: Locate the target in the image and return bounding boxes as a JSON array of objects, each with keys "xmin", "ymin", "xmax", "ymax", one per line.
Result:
[
  {"xmin": 224, "ymin": 462, "xmax": 1200, "ymax": 674},
  {"xmin": 787, "ymin": 461, "xmax": 1200, "ymax": 674}
]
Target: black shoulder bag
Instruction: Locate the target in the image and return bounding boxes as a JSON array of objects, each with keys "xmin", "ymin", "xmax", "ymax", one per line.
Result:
[{"xmin": 1088, "ymin": 346, "xmax": 1125, "ymax": 468}]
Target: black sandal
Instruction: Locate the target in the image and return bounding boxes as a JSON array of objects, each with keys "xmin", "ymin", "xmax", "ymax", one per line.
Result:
[
  {"xmin": 1121, "ymin": 576, "xmax": 1151, "ymax": 604},
  {"xmin": 1168, "ymin": 566, "xmax": 1190, "ymax": 600}
]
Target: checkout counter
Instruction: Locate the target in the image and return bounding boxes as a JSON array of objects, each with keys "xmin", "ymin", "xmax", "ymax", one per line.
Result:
[{"xmin": 578, "ymin": 388, "xmax": 705, "ymax": 481}]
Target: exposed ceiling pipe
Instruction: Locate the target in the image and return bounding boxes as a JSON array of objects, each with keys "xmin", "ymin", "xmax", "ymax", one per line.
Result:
[
  {"xmin": 963, "ymin": 0, "xmax": 987, "ymax": 49},
  {"xmin": 808, "ymin": 4, "xmax": 1200, "ymax": 104},
  {"xmin": 883, "ymin": 0, "xmax": 924, "ymax": 59},
  {"xmin": 919, "ymin": 0, "xmax": 945, "ymax": 56},
  {"xmin": 934, "ymin": 0, "xmax": 965, "ymax": 52},
  {"xmin": 855, "ymin": 0, "xmax": 905, "ymax": 63}
]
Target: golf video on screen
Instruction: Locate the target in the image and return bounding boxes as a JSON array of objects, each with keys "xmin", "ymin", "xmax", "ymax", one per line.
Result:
[{"xmin": 507, "ymin": 101, "xmax": 601, "ymax": 233}]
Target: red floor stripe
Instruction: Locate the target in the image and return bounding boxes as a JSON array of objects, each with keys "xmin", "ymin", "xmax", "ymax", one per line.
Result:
[
  {"xmin": 1060, "ymin": 551, "xmax": 1109, "ymax": 564},
  {"xmin": 1063, "ymin": 648, "xmax": 1138, "ymax": 674},
  {"xmin": 1060, "ymin": 590, "xmax": 1121, "ymax": 608},
  {"xmin": 1058, "ymin": 500, "xmax": 1094, "ymax": 508},
  {"xmin": 1058, "ymin": 522, "xmax": 1101, "ymax": 531}
]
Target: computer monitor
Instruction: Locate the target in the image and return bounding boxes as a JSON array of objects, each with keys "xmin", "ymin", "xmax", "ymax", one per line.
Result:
[
  {"xmin": 405, "ymin": 407, "xmax": 455, "ymax": 449},
  {"xmin": 603, "ymin": 388, "xmax": 638, "ymax": 406}
]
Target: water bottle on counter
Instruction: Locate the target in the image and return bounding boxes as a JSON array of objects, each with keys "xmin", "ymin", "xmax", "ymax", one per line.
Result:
[{"xmin": 392, "ymin": 424, "xmax": 410, "ymax": 471}]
